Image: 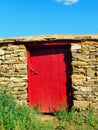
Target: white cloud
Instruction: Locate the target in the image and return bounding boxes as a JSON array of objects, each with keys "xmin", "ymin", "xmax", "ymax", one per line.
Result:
[{"xmin": 55, "ymin": 0, "xmax": 79, "ymax": 5}]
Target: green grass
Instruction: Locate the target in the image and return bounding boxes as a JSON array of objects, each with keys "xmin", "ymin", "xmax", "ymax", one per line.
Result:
[
  {"xmin": 54, "ymin": 107, "xmax": 98, "ymax": 130},
  {"xmin": 0, "ymin": 89, "xmax": 52, "ymax": 130},
  {"xmin": 0, "ymin": 89, "xmax": 98, "ymax": 130}
]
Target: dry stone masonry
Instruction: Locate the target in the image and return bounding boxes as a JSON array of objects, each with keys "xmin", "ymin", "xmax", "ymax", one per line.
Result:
[
  {"xmin": 71, "ymin": 40, "xmax": 98, "ymax": 109},
  {"xmin": 0, "ymin": 34, "xmax": 98, "ymax": 109},
  {"xmin": 0, "ymin": 43, "xmax": 27, "ymax": 104}
]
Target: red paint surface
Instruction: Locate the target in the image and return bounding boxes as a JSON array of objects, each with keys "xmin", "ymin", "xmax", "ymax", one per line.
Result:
[{"xmin": 27, "ymin": 45, "xmax": 72, "ymax": 112}]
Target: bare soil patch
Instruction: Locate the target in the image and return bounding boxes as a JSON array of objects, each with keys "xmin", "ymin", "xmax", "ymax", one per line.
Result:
[{"xmin": 38, "ymin": 114, "xmax": 60, "ymax": 129}]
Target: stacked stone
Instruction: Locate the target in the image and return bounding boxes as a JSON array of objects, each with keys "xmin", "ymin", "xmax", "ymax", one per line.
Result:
[
  {"xmin": 0, "ymin": 34, "xmax": 98, "ymax": 109},
  {"xmin": 0, "ymin": 43, "xmax": 27, "ymax": 104},
  {"xmin": 71, "ymin": 40, "xmax": 98, "ymax": 109}
]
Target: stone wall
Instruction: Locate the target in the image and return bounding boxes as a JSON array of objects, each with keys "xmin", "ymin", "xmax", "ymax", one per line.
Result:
[
  {"xmin": 0, "ymin": 34, "xmax": 98, "ymax": 109},
  {"xmin": 71, "ymin": 40, "xmax": 98, "ymax": 109},
  {"xmin": 0, "ymin": 43, "xmax": 27, "ymax": 104}
]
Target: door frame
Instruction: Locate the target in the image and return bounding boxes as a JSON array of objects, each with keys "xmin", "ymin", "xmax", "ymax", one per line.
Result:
[{"xmin": 25, "ymin": 41, "xmax": 79, "ymax": 111}]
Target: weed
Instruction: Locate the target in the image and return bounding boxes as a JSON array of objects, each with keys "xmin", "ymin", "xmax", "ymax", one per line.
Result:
[
  {"xmin": 87, "ymin": 108, "xmax": 98, "ymax": 129},
  {"xmin": 0, "ymin": 89, "xmax": 52, "ymax": 130},
  {"xmin": 54, "ymin": 107, "xmax": 98, "ymax": 130},
  {"xmin": 54, "ymin": 107, "xmax": 75, "ymax": 122},
  {"xmin": 0, "ymin": 89, "xmax": 98, "ymax": 130}
]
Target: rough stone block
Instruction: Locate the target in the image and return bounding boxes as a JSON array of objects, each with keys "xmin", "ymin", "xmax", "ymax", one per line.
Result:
[
  {"xmin": 80, "ymin": 87, "xmax": 92, "ymax": 92},
  {"xmin": 0, "ymin": 60, "xmax": 2, "ymax": 64},
  {"xmin": 71, "ymin": 44, "xmax": 81, "ymax": 51},
  {"xmin": 14, "ymin": 64, "xmax": 26, "ymax": 70},
  {"xmin": 10, "ymin": 77, "xmax": 25, "ymax": 83},
  {"xmin": 73, "ymin": 80, "xmax": 83, "ymax": 86},
  {"xmin": 19, "ymin": 45, "xmax": 26, "ymax": 49},
  {"xmin": 74, "ymin": 101, "xmax": 90, "ymax": 109},
  {"xmin": 74, "ymin": 95, "xmax": 83, "ymax": 100},
  {"xmin": 0, "ymin": 77, "xmax": 9, "ymax": 82},
  {"xmin": 72, "ymin": 74, "xmax": 86, "ymax": 81},
  {"xmin": 0, "ymin": 50, "xmax": 5, "ymax": 55},
  {"xmin": 90, "ymin": 102, "xmax": 98, "ymax": 109},
  {"xmin": 8, "ymin": 44, "xmax": 19, "ymax": 50},
  {"xmin": 73, "ymin": 68, "xmax": 86, "ymax": 74},
  {"xmin": 87, "ymin": 68, "xmax": 95, "ymax": 77},
  {"xmin": 72, "ymin": 61, "xmax": 87, "ymax": 66},
  {"xmin": 72, "ymin": 53, "xmax": 89, "ymax": 61},
  {"xmin": 0, "ymin": 55, "xmax": 4, "ymax": 60},
  {"xmin": 18, "ymin": 57, "xmax": 26, "ymax": 61}
]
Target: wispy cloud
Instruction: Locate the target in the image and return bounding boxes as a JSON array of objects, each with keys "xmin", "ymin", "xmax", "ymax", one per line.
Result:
[{"xmin": 55, "ymin": 0, "xmax": 79, "ymax": 5}]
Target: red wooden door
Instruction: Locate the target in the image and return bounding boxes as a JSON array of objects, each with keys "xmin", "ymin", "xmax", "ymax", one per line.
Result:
[{"xmin": 28, "ymin": 47, "xmax": 68, "ymax": 112}]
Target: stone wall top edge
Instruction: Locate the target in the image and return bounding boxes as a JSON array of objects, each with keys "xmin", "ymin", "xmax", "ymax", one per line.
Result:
[{"xmin": 0, "ymin": 34, "xmax": 98, "ymax": 43}]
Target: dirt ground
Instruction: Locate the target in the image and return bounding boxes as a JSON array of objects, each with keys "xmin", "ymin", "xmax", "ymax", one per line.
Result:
[{"xmin": 38, "ymin": 114, "xmax": 60, "ymax": 129}]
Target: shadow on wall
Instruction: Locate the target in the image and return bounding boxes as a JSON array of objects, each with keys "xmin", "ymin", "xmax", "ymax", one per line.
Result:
[{"xmin": 64, "ymin": 44, "xmax": 73, "ymax": 110}]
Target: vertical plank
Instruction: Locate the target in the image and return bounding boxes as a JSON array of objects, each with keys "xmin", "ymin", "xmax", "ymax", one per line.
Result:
[
  {"xmin": 43, "ymin": 49, "xmax": 52, "ymax": 112},
  {"xmin": 36, "ymin": 53, "xmax": 46, "ymax": 111},
  {"xmin": 50, "ymin": 49, "xmax": 59, "ymax": 111},
  {"xmin": 29, "ymin": 47, "xmax": 68, "ymax": 112},
  {"xmin": 58, "ymin": 48, "xmax": 67, "ymax": 108},
  {"xmin": 30, "ymin": 51, "xmax": 38, "ymax": 105}
]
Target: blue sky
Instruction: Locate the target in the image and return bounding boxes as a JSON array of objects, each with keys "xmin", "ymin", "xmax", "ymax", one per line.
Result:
[{"xmin": 0, "ymin": 0, "xmax": 98, "ymax": 38}]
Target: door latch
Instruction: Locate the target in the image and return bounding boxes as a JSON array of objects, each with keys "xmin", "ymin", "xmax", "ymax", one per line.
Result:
[{"xmin": 30, "ymin": 69, "xmax": 38, "ymax": 75}]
